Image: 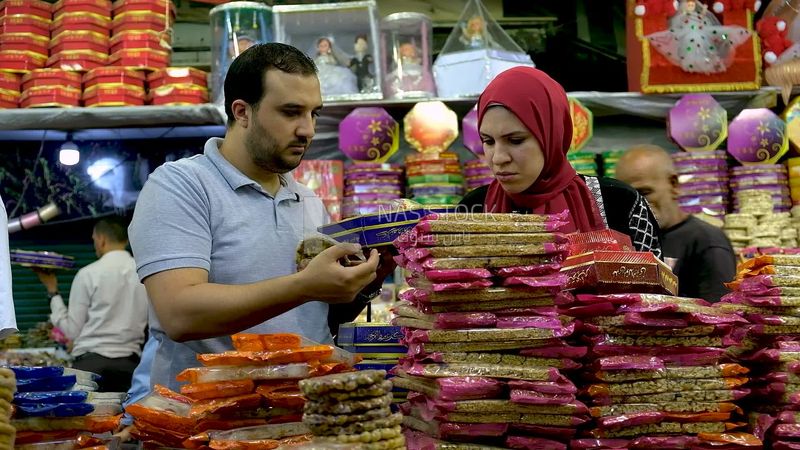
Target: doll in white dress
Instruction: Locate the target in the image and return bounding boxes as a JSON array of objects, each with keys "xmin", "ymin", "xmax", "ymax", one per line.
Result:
[
  {"xmin": 647, "ymin": 0, "xmax": 751, "ymax": 74},
  {"xmin": 314, "ymin": 37, "xmax": 358, "ymax": 96}
]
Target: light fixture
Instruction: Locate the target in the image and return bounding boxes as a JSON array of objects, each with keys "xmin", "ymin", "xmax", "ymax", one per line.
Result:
[{"xmin": 58, "ymin": 140, "xmax": 80, "ymax": 166}]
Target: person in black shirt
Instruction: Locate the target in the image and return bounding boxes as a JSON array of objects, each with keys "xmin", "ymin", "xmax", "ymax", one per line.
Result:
[{"xmin": 615, "ymin": 145, "xmax": 736, "ymax": 302}]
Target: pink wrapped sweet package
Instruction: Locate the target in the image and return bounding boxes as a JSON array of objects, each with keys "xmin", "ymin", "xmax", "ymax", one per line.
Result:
[{"xmin": 505, "ymin": 435, "xmax": 567, "ymax": 450}]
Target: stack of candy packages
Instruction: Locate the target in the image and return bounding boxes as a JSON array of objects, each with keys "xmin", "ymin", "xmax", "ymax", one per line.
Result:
[
  {"xmin": 20, "ymin": 68, "xmax": 81, "ymax": 107},
  {"xmin": 0, "ymin": 368, "xmax": 13, "ymax": 448},
  {"xmin": 568, "ymin": 151, "xmax": 599, "ymax": 177},
  {"xmin": 559, "ymin": 231, "xmax": 762, "ymax": 450},
  {"xmin": 731, "ymin": 164, "xmax": 791, "ymax": 214},
  {"xmin": 0, "ymin": 71, "xmax": 19, "ymax": 108},
  {"xmin": 9, "ymin": 366, "xmax": 123, "ymax": 447},
  {"xmin": 391, "ymin": 210, "xmax": 592, "ymax": 449},
  {"xmin": 671, "ymin": 150, "xmax": 729, "ymax": 217},
  {"xmin": 126, "ymin": 333, "xmax": 359, "ymax": 448},
  {"xmin": 48, "ymin": 0, "xmax": 110, "ymax": 73},
  {"xmin": 721, "ymin": 253, "xmax": 800, "ymax": 449},
  {"xmin": 299, "ymin": 369, "xmax": 405, "ymax": 449},
  {"xmin": 463, "ymin": 159, "xmax": 493, "ymax": 192},
  {"xmin": 723, "ymin": 191, "xmax": 797, "ymax": 251},
  {"xmin": 600, "ymin": 150, "xmax": 625, "ymax": 177},
  {"xmin": 342, "ymin": 163, "xmax": 403, "ymax": 218},
  {"xmin": 405, "ymin": 152, "xmax": 464, "ymax": 207},
  {"xmin": 789, "ymin": 158, "xmax": 800, "ymax": 213},
  {"xmin": 0, "ymin": 0, "xmax": 50, "ymax": 75},
  {"xmin": 109, "ymin": 0, "xmax": 174, "ymax": 70},
  {"xmin": 337, "ymin": 323, "xmax": 409, "ymax": 412}
]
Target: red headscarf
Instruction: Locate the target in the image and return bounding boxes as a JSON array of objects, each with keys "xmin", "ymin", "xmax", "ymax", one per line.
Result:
[{"xmin": 480, "ymin": 66, "xmax": 605, "ymax": 233}]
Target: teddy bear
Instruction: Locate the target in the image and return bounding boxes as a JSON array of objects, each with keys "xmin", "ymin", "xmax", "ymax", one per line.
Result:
[{"xmin": 757, "ymin": 15, "xmax": 792, "ymax": 64}]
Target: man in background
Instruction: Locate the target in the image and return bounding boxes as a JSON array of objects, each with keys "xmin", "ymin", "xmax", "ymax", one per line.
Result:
[
  {"xmin": 615, "ymin": 144, "xmax": 736, "ymax": 302},
  {"xmin": 34, "ymin": 216, "xmax": 148, "ymax": 392},
  {"xmin": 0, "ymin": 195, "xmax": 16, "ymax": 338}
]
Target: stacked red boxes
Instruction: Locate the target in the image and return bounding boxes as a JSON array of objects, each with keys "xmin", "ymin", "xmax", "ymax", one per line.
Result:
[
  {"xmin": 0, "ymin": 71, "xmax": 19, "ymax": 107},
  {"xmin": 110, "ymin": 0, "xmax": 173, "ymax": 70},
  {"xmin": 0, "ymin": 0, "xmax": 51, "ymax": 74},
  {"xmin": 82, "ymin": 66, "xmax": 145, "ymax": 106},
  {"xmin": 49, "ymin": 0, "xmax": 111, "ymax": 72},
  {"xmin": 146, "ymin": 66, "xmax": 207, "ymax": 105},
  {"xmin": 19, "ymin": 68, "xmax": 80, "ymax": 107}
]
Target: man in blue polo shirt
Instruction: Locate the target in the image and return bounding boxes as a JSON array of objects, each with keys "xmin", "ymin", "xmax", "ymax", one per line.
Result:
[{"xmin": 128, "ymin": 43, "xmax": 383, "ymax": 390}]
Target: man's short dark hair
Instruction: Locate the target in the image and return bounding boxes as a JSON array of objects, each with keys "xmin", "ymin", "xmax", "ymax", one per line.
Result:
[
  {"xmin": 94, "ymin": 216, "xmax": 128, "ymax": 243},
  {"xmin": 224, "ymin": 42, "xmax": 317, "ymax": 125}
]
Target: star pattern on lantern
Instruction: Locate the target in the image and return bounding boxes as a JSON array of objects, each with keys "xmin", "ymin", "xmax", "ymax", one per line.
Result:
[
  {"xmin": 697, "ymin": 107, "xmax": 711, "ymax": 120},
  {"xmin": 757, "ymin": 121, "xmax": 770, "ymax": 135},
  {"xmin": 371, "ymin": 137, "xmax": 381, "ymax": 145},
  {"xmin": 368, "ymin": 120, "xmax": 382, "ymax": 133}
]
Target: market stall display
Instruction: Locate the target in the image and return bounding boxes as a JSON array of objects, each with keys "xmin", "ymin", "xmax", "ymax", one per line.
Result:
[
  {"xmin": 672, "ymin": 150, "xmax": 729, "ymax": 217},
  {"xmin": 126, "ymin": 333, "xmax": 357, "ymax": 448},
  {"xmin": 392, "ymin": 211, "xmax": 582, "ymax": 448}
]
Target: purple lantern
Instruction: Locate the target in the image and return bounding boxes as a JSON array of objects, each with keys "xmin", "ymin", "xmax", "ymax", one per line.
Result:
[
  {"xmin": 667, "ymin": 94, "xmax": 727, "ymax": 152},
  {"xmin": 728, "ymin": 108, "xmax": 789, "ymax": 165},
  {"xmin": 338, "ymin": 107, "xmax": 400, "ymax": 163},
  {"xmin": 462, "ymin": 105, "xmax": 481, "ymax": 156}
]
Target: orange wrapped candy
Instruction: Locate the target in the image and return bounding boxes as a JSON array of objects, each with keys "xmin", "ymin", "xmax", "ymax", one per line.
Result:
[
  {"xmin": 180, "ymin": 379, "xmax": 255, "ymax": 401},
  {"xmin": 197, "ymin": 346, "xmax": 335, "ymax": 367},
  {"xmin": 231, "ymin": 333, "xmax": 304, "ymax": 352}
]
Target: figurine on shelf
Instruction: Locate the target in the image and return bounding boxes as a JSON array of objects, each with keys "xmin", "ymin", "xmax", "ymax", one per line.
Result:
[
  {"xmin": 314, "ymin": 36, "xmax": 358, "ymax": 96},
  {"xmin": 459, "ymin": 14, "xmax": 488, "ymax": 49},
  {"xmin": 647, "ymin": 0, "xmax": 751, "ymax": 74},
  {"xmin": 386, "ymin": 41, "xmax": 425, "ymax": 93},
  {"xmin": 349, "ymin": 34, "xmax": 375, "ymax": 93}
]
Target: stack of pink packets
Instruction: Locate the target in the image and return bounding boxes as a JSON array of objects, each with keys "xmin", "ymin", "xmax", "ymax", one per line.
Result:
[
  {"xmin": 722, "ymin": 254, "xmax": 800, "ymax": 449},
  {"xmin": 563, "ymin": 288, "xmax": 761, "ymax": 450},
  {"xmin": 391, "ymin": 210, "xmax": 590, "ymax": 450}
]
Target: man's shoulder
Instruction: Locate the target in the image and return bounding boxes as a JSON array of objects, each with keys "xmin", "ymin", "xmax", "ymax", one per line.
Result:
[
  {"xmin": 677, "ymin": 216, "xmax": 732, "ymax": 247},
  {"xmin": 149, "ymin": 154, "xmax": 212, "ymax": 185}
]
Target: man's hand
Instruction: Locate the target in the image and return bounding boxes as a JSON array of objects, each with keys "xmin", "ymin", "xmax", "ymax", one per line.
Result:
[
  {"xmin": 362, "ymin": 246, "xmax": 398, "ymax": 295},
  {"xmin": 31, "ymin": 268, "xmax": 58, "ymax": 294},
  {"xmin": 113, "ymin": 424, "xmax": 135, "ymax": 442},
  {"xmin": 298, "ymin": 243, "xmax": 379, "ymax": 304}
]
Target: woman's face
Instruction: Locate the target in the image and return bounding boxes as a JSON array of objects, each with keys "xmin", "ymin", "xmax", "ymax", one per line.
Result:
[
  {"xmin": 318, "ymin": 39, "xmax": 331, "ymax": 54},
  {"xmin": 480, "ymin": 106, "xmax": 545, "ymax": 194}
]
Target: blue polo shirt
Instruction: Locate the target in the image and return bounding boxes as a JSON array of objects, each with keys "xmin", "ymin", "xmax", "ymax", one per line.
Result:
[{"xmin": 129, "ymin": 137, "xmax": 331, "ymax": 391}]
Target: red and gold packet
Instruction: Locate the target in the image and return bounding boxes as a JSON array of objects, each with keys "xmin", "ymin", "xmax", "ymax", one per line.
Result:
[
  {"xmin": 111, "ymin": 11, "xmax": 169, "ymax": 34},
  {"xmin": 53, "ymin": 0, "xmax": 110, "ymax": 18},
  {"xmin": 0, "ymin": 50, "xmax": 47, "ymax": 73},
  {"xmin": 108, "ymin": 48, "xmax": 169, "ymax": 70},
  {"xmin": 0, "ymin": 14, "xmax": 50, "ymax": 36},
  {"xmin": 148, "ymin": 84, "xmax": 208, "ymax": 105},
  {"xmin": 20, "ymin": 85, "xmax": 80, "ymax": 107},
  {"xmin": 46, "ymin": 49, "xmax": 107, "ymax": 71},
  {"xmin": 111, "ymin": 0, "xmax": 175, "ymax": 18},
  {"xmin": 0, "ymin": 0, "xmax": 51, "ymax": 20},
  {"xmin": 0, "ymin": 71, "xmax": 20, "ymax": 91},
  {"xmin": 83, "ymin": 83, "xmax": 145, "ymax": 106},
  {"xmin": 147, "ymin": 66, "xmax": 206, "ymax": 89},
  {"xmin": 83, "ymin": 66, "xmax": 144, "ymax": 89},
  {"xmin": 21, "ymin": 68, "xmax": 81, "ymax": 90},
  {"xmin": 0, "ymin": 88, "xmax": 19, "ymax": 108},
  {"xmin": 0, "ymin": 33, "xmax": 48, "ymax": 56},
  {"xmin": 51, "ymin": 12, "xmax": 110, "ymax": 37}
]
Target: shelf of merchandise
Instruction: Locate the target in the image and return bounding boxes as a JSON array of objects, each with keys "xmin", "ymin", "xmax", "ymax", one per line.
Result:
[{"xmin": 0, "ymin": 87, "xmax": 782, "ymax": 141}]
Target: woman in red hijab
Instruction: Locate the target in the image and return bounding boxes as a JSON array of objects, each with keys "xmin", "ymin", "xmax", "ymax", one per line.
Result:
[{"xmin": 459, "ymin": 66, "xmax": 662, "ymax": 257}]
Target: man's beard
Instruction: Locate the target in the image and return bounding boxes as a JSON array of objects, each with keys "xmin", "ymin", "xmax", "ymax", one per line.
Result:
[{"xmin": 245, "ymin": 119, "xmax": 307, "ymax": 174}]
